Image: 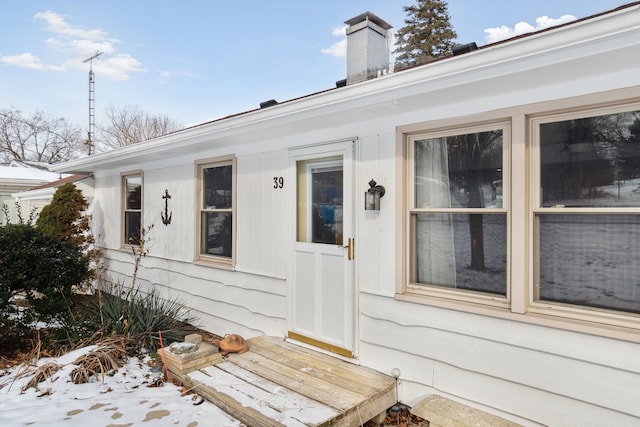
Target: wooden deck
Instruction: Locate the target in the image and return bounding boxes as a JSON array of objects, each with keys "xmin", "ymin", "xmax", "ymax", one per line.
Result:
[{"xmin": 164, "ymin": 335, "xmax": 396, "ymax": 426}]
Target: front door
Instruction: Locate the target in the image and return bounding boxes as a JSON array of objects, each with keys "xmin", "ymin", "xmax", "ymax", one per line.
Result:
[{"xmin": 289, "ymin": 140, "xmax": 355, "ymax": 357}]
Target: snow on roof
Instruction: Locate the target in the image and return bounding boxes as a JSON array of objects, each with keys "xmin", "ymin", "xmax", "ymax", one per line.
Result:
[
  {"xmin": 0, "ymin": 165, "xmax": 64, "ymax": 182},
  {"xmin": 27, "ymin": 173, "xmax": 91, "ymax": 190}
]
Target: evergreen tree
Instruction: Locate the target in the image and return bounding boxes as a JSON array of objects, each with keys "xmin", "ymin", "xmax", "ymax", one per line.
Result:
[
  {"xmin": 37, "ymin": 182, "xmax": 89, "ymax": 246},
  {"xmin": 394, "ymin": 0, "xmax": 458, "ymax": 70}
]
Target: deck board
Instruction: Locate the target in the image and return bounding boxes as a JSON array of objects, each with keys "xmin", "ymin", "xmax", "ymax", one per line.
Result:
[
  {"xmin": 165, "ymin": 335, "xmax": 396, "ymax": 426},
  {"xmin": 248, "ymin": 337, "xmax": 390, "ymax": 394},
  {"xmin": 213, "ymin": 362, "xmax": 340, "ymax": 423},
  {"xmin": 225, "ymin": 347, "xmax": 365, "ymax": 410}
]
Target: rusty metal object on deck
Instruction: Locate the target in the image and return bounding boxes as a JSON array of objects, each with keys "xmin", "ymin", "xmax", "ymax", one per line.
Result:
[{"xmin": 212, "ymin": 334, "xmax": 249, "ymax": 356}]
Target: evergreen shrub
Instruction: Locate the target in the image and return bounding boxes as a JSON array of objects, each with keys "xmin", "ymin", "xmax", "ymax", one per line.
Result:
[{"xmin": 0, "ymin": 224, "xmax": 90, "ymax": 323}]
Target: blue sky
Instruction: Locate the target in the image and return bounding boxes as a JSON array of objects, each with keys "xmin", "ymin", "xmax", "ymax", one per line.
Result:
[{"xmin": 0, "ymin": 1, "xmax": 628, "ymax": 130}]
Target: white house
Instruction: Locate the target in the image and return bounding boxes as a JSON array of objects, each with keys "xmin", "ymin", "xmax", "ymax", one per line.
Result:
[
  {"xmin": 11, "ymin": 173, "xmax": 94, "ymax": 220},
  {"xmin": 0, "ymin": 161, "xmax": 68, "ymax": 223},
  {"xmin": 54, "ymin": 4, "xmax": 640, "ymax": 426}
]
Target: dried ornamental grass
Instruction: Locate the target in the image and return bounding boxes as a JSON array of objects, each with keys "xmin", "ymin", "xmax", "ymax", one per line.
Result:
[
  {"xmin": 19, "ymin": 362, "xmax": 61, "ymax": 393},
  {"xmin": 70, "ymin": 337, "xmax": 129, "ymax": 384}
]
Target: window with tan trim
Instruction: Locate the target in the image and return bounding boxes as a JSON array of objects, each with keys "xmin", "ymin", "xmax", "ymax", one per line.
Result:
[
  {"xmin": 400, "ymin": 98, "xmax": 640, "ymax": 334},
  {"xmin": 122, "ymin": 172, "xmax": 142, "ymax": 246},
  {"xmin": 531, "ymin": 104, "xmax": 640, "ymax": 321},
  {"xmin": 405, "ymin": 121, "xmax": 510, "ymax": 306},
  {"xmin": 195, "ymin": 156, "xmax": 236, "ymax": 267}
]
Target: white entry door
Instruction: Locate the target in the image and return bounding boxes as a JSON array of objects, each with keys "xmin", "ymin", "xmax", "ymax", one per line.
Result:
[{"xmin": 289, "ymin": 140, "xmax": 355, "ymax": 357}]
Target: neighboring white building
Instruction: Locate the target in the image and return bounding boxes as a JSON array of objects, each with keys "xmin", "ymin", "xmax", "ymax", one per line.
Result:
[
  {"xmin": 0, "ymin": 161, "xmax": 67, "ymax": 224},
  {"xmin": 11, "ymin": 174, "xmax": 94, "ymax": 221},
  {"xmin": 54, "ymin": 4, "xmax": 640, "ymax": 426}
]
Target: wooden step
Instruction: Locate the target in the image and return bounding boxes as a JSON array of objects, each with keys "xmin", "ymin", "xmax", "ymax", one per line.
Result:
[
  {"xmin": 411, "ymin": 395, "xmax": 524, "ymax": 427},
  {"xmin": 165, "ymin": 335, "xmax": 396, "ymax": 426}
]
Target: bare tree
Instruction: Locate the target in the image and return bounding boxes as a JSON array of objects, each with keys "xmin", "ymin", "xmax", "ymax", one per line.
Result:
[
  {"xmin": 0, "ymin": 107, "xmax": 84, "ymax": 164},
  {"xmin": 97, "ymin": 105, "xmax": 183, "ymax": 150}
]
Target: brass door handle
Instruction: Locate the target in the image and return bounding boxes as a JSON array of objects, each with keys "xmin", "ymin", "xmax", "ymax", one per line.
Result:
[{"xmin": 342, "ymin": 237, "xmax": 355, "ymax": 260}]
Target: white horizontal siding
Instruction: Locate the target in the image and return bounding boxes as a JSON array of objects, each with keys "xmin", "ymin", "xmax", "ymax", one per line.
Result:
[
  {"xmin": 359, "ymin": 292, "xmax": 640, "ymax": 426},
  {"xmin": 100, "ymin": 249, "xmax": 287, "ymax": 339}
]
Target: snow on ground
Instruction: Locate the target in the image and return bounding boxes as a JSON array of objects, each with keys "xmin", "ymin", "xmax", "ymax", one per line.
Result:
[{"xmin": 0, "ymin": 346, "xmax": 242, "ymax": 427}]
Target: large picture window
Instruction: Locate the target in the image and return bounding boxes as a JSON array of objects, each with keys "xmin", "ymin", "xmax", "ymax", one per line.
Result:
[
  {"xmin": 402, "ymin": 100, "xmax": 640, "ymax": 332},
  {"xmin": 407, "ymin": 123, "xmax": 509, "ymax": 301},
  {"xmin": 197, "ymin": 157, "xmax": 235, "ymax": 266},
  {"xmin": 534, "ymin": 107, "xmax": 640, "ymax": 315},
  {"xmin": 122, "ymin": 173, "xmax": 142, "ymax": 246}
]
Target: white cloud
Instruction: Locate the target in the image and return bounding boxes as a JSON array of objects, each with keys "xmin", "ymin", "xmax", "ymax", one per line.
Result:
[
  {"xmin": 484, "ymin": 14, "xmax": 577, "ymax": 44},
  {"xmin": 0, "ymin": 52, "xmax": 64, "ymax": 71},
  {"xmin": 17, "ymin": 10, "xmax": 147, "ymax": 80},
  {"xmin": 93, "ymin": 54, "xmax": 146, "ymax": 81},
  {"xmin": 321, "ymin": 25, "xmax": 347, "ymax": 58},
  {"xmin": 0, "ymin": 52, "xmax": 44, "ymax": 69},
  {"xmin": 321, "ymin": 39, "xmax": 347, "ymax": 58},
  {"xmin": 34, "ymin": 11, "xmax": 110, "ymax": 41}
]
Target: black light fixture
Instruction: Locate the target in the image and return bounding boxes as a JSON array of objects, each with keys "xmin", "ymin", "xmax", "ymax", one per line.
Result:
[{"xmin": 365, "ymin": 179, "xmax": 385, "ymax": 210}]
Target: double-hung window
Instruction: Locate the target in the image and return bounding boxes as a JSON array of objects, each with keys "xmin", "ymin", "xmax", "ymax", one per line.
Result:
[
  {"xmin": 406, "ymin": 122, "xmax": 509, "ymax": 305},
  {"xmin": 196, "ymin": 157, "xmax": 235, "ymax": 267},
  {"xmin": 402, "ymin": 101, "xmax": 640, "ymax": 332},
  {"xmin": 532, "ymin": 105, "xmax": 640, "ymax": 319},
  {"xmin": 122, "ymin": 173, "xmax": 142, "ymax": 246}
]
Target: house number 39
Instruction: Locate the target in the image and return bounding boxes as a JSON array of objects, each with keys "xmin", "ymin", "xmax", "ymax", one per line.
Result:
[{"xmin": 273, "ymin": 176, "xmax": 284, "ymax": 189}]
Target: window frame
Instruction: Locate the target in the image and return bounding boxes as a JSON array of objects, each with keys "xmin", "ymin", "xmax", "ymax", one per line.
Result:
[
  {"xmin": 195, "ymin": 155, "xmax": 237, "ymax": 269},
  {"xmin": 121, "ymin": 171, "xmax": 143, "ymax": 248},
  {"xmin": 528, "ymin": 102, "xmax": 640, "ymax": 329},
  {"xmin": 403, "ymin": 120, "xmax": 512, "ymax": 309},
  {"xmin": 397, "ymin": 92, "xmax": 640, "ymax": 339}
]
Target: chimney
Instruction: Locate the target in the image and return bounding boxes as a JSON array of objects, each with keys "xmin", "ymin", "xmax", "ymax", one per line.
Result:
[{"xmin": 344, "ymin": 12, "xmax": 393, "ymax": 85}]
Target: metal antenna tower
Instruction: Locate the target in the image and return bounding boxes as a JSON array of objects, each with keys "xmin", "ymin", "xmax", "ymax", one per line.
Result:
[{"xmin": 82, "ymin": 50, "xmax": 103, "ymax": 155}]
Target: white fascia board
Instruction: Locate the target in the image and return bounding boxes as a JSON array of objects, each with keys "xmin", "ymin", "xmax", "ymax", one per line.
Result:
[
  {"xmin": 0, "ymin": 178, "xmax": 52, "ymax": 187},
  {"xmin": 52, "ymin": 4, "xmax": 640, "ymax": 175},
  {"xmin": 12, "ymin": 187, "xmax": 56, "ymax": 200}
]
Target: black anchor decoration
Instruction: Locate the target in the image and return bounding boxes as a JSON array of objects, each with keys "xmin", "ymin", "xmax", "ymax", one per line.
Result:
[{"xmin": 161, "ymin": 189, "xmax": 172, "ymax": 225}]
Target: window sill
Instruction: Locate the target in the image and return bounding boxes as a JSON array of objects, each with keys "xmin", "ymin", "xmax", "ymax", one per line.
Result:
[
  {"xmin": 404, "ymin": 284, "xmax": 510, "ymax": 310},
  {"xmin": 193, "ymin": 257, "xmax": 235, "ymax": 271},
  {"xmin": 120, "ymin": 244, "xmax": 140, "ymax": 251},
  {"xmin": 395, "ymin": 291, "xmax": 640, "ymax": 343}
]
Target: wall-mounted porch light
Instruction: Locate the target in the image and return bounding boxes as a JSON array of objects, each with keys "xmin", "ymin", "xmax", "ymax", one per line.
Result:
[{"xmin": 365, "ymin": 179, "xmax": 385, "ymax": 210}]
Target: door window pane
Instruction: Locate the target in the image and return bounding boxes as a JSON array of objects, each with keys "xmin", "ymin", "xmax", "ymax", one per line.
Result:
[{"xmin": 297, "ymin": 157, "xmax": 343, "ymax": 245}]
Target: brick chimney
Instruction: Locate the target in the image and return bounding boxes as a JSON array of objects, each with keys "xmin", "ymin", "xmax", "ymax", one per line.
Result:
[{"xmin": 344, "ymin": 12, "xmax": 393, "ymax": 85}]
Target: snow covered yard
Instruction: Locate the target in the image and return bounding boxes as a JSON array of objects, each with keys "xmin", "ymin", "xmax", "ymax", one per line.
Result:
[{"xmin": 0, "ymin": 346, "xmax": 242, "ymax": 427}]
